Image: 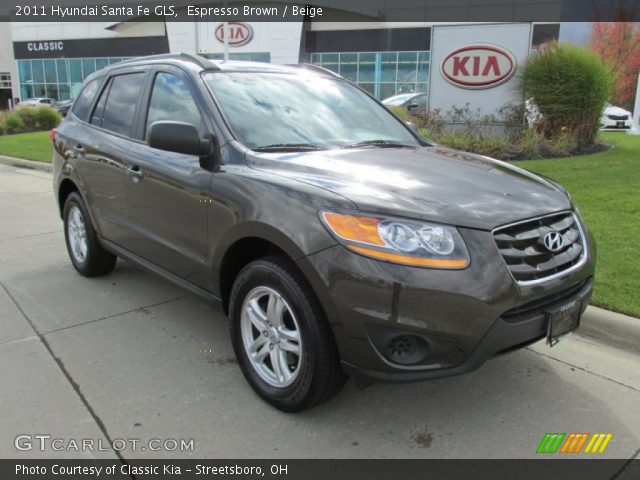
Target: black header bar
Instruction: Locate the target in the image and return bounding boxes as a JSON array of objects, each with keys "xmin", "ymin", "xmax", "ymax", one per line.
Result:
[{"xmin": 6, "ymin": 0, "xmax": 640, "ymax": 22}]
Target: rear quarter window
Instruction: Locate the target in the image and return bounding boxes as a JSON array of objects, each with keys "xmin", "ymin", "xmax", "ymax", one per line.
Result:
[{"xmin": 71, "ymin": 79, "xmax": 101, "ymax": 121}]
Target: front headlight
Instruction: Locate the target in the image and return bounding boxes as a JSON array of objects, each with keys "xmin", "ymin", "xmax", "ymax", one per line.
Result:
[{"xmin": 320, "ymin": 211, "xmax": 470, "ymax": 269}]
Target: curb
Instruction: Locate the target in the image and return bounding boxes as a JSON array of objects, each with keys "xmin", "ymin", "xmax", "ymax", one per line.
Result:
[
  {"xmin": 0, "ymin": 155, "xmax": 52, "ymax": 173},
  {"xmin": 579, "ymin": 306, "xmax": 640, "ymax": 350}
]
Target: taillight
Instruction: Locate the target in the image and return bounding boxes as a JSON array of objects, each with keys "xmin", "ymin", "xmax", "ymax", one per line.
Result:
[{"xmin": 49, "ymin": 128, "xmax": 57, "ymax": 143}]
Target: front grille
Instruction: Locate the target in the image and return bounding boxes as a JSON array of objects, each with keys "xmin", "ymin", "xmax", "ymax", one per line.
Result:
[
  {"xmin": 607, "ymin": 114, "xmax": 629, "ymax": 121},
  {"xmin": 493, "ymin": 212, "xmax": 586, "ymax": 284}
]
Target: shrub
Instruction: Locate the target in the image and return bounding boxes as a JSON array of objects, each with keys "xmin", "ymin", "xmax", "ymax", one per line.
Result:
[
  {"xmin": 16, "ymin": 105, "xmax": 62, "ymax": 131},
  {"xmin": 520, "ymin": 42, "xmax": 612, "ymax": 147},
  {"xmin": 3, "ymin": 112, "xmax": 26, "ymax": 133}
]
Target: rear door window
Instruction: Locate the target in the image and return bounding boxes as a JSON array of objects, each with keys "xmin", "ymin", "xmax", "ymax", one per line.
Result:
[
  {"xmin": 71, "ymin": 79, "xmax": 101, "ymax": 121},
  {"xmin": 100, "ymin": 73, "xmax": 146, "ymax": 137}
]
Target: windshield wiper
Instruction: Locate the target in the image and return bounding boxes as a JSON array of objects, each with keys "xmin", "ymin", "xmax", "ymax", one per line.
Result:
[
  {"xmin": 253, "ymin": 143, "xmax": 323, "ymax": 152},
  {"xmin": 341, "ymin": 139, "xmax": 414, "ymax": 149}
]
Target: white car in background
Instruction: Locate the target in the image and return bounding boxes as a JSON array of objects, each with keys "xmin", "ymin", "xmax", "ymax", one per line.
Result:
[
  {"xmin": 600, "ymin": 104, "xmax": 632, "ymax": 129},
  {"xmin": 526, "ymin": 99, "xmax": 633, "ymax": 130},
  {"xmin": 20, "ymin": 97, "xmax": 57, "ymax": 106}
]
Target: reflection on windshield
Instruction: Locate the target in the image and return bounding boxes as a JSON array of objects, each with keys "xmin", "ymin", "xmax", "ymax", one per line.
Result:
[{"xmin": 204, "ymin": 72, "xmax": 419, "ymax": 151}]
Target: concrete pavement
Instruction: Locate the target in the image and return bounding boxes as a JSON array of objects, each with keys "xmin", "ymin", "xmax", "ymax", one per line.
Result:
[{"xmin": 0, "ymin": 163, "xmax": 638, "ymax": 461}]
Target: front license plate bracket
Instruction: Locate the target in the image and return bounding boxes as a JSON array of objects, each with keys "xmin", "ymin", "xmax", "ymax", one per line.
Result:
[{"xmin": 546, "ymin": 299, "xmax": 581, "ymax": 347}]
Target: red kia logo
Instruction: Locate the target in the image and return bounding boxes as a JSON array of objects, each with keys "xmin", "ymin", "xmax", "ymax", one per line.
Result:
[
  {"xmin": 215, "ymin": 22, "xmax": 253, "ymax": 47},
  {"xmin": 441, "ymin": 44, "xmax": 516, "ymax": 89}
]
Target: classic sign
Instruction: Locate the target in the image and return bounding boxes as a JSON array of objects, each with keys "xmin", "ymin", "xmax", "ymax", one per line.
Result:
[
  {"xmin": 441, "ymin": 44, "xmax": 516, "ymax": 89},
  {"xmin": 214, "ymin": 22, "xmax": 253, "ymax": 47}
]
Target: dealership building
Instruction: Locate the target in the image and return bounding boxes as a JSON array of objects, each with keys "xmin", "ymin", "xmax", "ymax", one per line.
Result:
[{"xmin": 3, "ymin": 19, "xmax": 583, "ymax": 116}]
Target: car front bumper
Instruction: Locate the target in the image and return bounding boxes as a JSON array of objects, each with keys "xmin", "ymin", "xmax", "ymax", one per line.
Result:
[{"xmin": 297, "ymin": 224, "xmax": 596, "ymax": 382}]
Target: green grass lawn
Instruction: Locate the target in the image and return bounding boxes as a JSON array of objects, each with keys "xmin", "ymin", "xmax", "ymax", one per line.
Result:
[
  {"xmin": 0, "ymin": 130, "xmax": 637, "ymax": 316},
  {"xmin": 515, "ymin": 132, "xmax": 640, "ymax": 318},
  {"xmin": 0, "ymin": 131, "xmax": 52, "ymax": 163}
]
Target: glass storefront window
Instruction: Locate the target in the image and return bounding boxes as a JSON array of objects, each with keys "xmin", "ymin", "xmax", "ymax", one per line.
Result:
[
  {"xmin": 32, "ymin": 84, "xmax": 46, "ymax": 97},
  {"xmin": 357, "ymin": 53, "xmax": 376, "ymax": 83},
  {"xmin": 44, "ymin": 60, "xmax": 57, "ymax": 84},
  {"xmin": 58, "ymin": 84, "xmax": 70, "ymax": 101},
  {"xmin": 95, "ymin": 58, "xmax": 110, "ymax": 71},
  {"xmin": 201, "ymin": 52, "xmax": 271, "ymax": 63},
  {"xmin": 311, "ymin": 51, "xmax": 431, "ymax": 100},
  {"xmin": 82, "ymin": 58, "xmax": 96, "ymax": 78},
  {"xmin": 46, "ymin": 84, "xmax": 59, "ymax": 100},
  {"xmin": 379, "ymin": 83, "xmax": 397, "ymax": 101},
  {"xmin": 18, "ymin": 60, "xmax": 32, "ymax": 84},
  {"xmin": 20, "ymin": 84, "xmax": 33, "ymax": 100},
  {"xmin": 417, "ymin": 51, "xmax": 430, "ymax": 83},
  {"xmin": 320, "ymin": 53, "xmax": 339, "ymax": 73},
  {"xmin": 380, "ymin": 52, "xmax": 398, "ymax": 83},
  {"xmin": 56, "ymin": 59, "xmax": 68, "ymax": 84},
  {"xmin": 17, "ymin": 57, "xmax": 136, "ymax": 102},
  {"xmin": 69, "ymin": 60, "xmax": 82, "ymax": 84},
  {"xmin": 398, "ymin": 52, "xmax": 417, "ymax": 84},
  {"xmin": 339, "ymin": 53, "xmax": 358, "ymax": 81},
  {"xmin": 32, "ymin": 60, "xmax": 45, "ymax": 84}
]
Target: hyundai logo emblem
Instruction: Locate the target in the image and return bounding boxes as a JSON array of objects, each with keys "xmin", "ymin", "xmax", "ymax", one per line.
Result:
[{"xmin": 543, "ymin": 231, "xmax": 564, "ymax": 253}]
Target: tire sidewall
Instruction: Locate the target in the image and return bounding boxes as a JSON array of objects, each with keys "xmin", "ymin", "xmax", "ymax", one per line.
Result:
[
  {"xmin": 63, "ymin": 192, "xmax": 95, "ymax": 275},
  {"xmin": 229, "ymin": 261, "xmax": 319, "ymax": 410}
]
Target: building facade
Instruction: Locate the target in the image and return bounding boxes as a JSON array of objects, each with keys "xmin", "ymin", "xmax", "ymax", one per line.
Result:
[{"xmin": 7, "ymin": 20, "xmax": 563, "ymax": 115}]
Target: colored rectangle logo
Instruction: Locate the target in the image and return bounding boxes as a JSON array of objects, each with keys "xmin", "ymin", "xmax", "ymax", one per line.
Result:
[{"xmin": 536, "ymin": 433, "xmax": 612, "ymax": 454}]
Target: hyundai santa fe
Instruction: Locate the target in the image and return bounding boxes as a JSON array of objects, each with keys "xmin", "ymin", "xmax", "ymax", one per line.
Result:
[{"xmin": 52, "ymin": 54, "xmax": 595, "ymax": 412}]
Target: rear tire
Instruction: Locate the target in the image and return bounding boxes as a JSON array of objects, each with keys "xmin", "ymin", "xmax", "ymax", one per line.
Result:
[
  {"xmin": 229, "ymin": 255, "xmax": 346, "ymax": 412},
  {"xmin": 63, "ymin": 192, "xmax": 117, "ymax": 277}
]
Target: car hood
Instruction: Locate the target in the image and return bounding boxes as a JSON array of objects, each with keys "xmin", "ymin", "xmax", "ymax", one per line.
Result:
[{"xmin": 246, "ymin": 146, "xmax": 572, "ymax": 230}]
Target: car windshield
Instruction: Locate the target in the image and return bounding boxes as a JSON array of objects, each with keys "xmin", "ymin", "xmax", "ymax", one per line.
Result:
[{"xmin": 203, "ymin": 72, "xmax": 420, "ymax": 151}]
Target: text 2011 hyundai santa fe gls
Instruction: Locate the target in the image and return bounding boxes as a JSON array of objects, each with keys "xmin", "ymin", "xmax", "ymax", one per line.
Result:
[{"xmin": 52, "ymin": 54, "xmax": 595, "ymax": 412}]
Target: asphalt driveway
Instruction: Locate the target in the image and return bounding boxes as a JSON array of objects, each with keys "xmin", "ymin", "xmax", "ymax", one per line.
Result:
[{"xmin": 1, "ymin": 163, "xmax": 639, "ymax": 460}]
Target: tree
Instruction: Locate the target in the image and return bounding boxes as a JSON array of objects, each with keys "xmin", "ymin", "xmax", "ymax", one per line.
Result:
[{"xmin": 590, "ymin": 22, "xmax": 640, "ymax": 110}]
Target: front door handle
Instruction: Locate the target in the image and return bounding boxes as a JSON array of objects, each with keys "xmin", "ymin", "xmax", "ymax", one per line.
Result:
[{"xmin": 126, "ymin": 164, "xmax": 144, "ymax": 181}]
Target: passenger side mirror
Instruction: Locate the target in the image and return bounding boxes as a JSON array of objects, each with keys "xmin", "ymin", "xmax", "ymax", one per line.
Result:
[
  {"xmin": 148, "ymin": 121, "xmax": 210, "ymax": 156},
  {"xmin": 407, "ymin": 103, "xmax": 418, "ymax": 111}
]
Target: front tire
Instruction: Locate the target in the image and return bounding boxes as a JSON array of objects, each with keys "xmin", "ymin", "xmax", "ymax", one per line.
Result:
[
  {"xmin": 63, "ymin": 192, "xmax": 117, "ymax": 277},
  {"xmin": 229, "ymin": 256, "xmax": 346, "ymax": 412}
]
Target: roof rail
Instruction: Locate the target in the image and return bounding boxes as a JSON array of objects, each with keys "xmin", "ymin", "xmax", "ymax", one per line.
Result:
[
  {"xmin": 287, "ymin": 63, "xmax": 343, "ymax": 78},
  {"xmin": 117, "ymin": 53, "xmax": 218, "ymax": 70}
]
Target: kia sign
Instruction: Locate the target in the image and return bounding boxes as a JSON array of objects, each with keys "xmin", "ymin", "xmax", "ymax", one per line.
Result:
[
  {"xmin": 441, "ymin": 44, "xmax": 517, "ymax": 89},
  {"xmin": 215, "ymin": 22, "xmax": 253, "ymax": 47}
]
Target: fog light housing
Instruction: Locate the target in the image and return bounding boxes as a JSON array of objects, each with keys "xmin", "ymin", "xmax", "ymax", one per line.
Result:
[
  {"xmin": 385, "ymin": 334, "xmax": 430, "ymax": 365},
  {"xmin": 366, "ymin": 324, "xmax": 455, "ymax": 367}
]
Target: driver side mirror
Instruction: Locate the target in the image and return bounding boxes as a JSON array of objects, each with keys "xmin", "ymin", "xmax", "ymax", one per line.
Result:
[
  {"xmin": 148, "ymin": 121, "xmax": 211, "ymax": 156},
  {"xmin": 406, "ymin": 121, "xmax": 418, "ymax": 134}
]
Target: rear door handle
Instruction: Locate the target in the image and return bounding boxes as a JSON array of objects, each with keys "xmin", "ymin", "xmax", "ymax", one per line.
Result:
[{"xmin": 126, "ymin": 164, "xmax": 144, "ymax": 180}]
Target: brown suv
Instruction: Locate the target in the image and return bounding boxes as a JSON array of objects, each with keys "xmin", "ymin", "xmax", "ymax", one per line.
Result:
[{"xmin": 52, "ymin": 54, "xmax": 595, "ymax": 412}]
